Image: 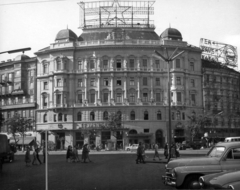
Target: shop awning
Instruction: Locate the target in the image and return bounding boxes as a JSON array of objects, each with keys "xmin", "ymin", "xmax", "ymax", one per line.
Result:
[
  {"xmin": 126, "ymin": 133, "xmax": 153, "ymax": 138},
  {"xmin": 9, "ymin": 137, "xmax": 36, "ymax": 145}
]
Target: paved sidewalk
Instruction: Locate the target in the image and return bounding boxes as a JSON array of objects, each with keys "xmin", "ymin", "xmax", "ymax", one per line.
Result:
[{"xmin": 15, "ymin": 148, "xmax": 210, "ymax": 155}]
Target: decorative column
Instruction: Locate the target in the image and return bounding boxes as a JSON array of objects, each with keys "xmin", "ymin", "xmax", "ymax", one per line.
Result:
[
  {"xmin": 97, "ymin": 76, "xmax": 101, "ymax": 105},
  {"xmin": 124, "ymin": 74, "xmax": 128, "ymax": 104},
  {"xmin": 150, "ymin": 75, "xmax": 154, "ymax": 102},
  {"xmin": 137, "ymin": 57, "xmax": 140, "ymax": 71},
  {"xmin": 123, "ymin": 58, "xmax": 127, "ymax": 71},
  {"xmin": 110, "ymin": 58, "xmax": 114, "ymax": 71},
  {"xmin": 84, "ymin": 75, "xmax": 88, "ymax": 104},
  {"xmin": 137, "ymin": 76, "xmax": 141, "ymax": 104},
  {"xmin": 150, "ymin": 57, "xmax": 154, "ymax": 71},
  {"xmin": 110, "ymin": 75, "xmax": 114, "ymax": 104},
  {"xmin": 84, "ymin": 58, "xmax": 88, "ymax": 72}
]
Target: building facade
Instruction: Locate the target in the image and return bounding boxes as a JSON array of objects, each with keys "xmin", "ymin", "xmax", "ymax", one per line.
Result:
[
  {"xmin": 0, "ymin": 55, "xmax": 37, "ymax": 133},
  {"xmin": 202, "ymin": 60, "xmax": 240, "ymax": 139}
]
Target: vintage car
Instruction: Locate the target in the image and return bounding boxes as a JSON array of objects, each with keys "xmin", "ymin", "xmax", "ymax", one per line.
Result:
[
  {"xmin": 162, "ymin": 142, "xmax": 240, "ymax": 189},
  {"xmin": 125, "ymin": 144, "xmax": 138, "ymax": 151},
  {"xmin": 199, "ymin": 170, "xmax": 240, "ymax": 189}
]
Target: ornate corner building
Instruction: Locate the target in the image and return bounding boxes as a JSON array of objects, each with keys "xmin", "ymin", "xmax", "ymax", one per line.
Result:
[
  {"xmin": 202, "ymin": 60, "xmax": 240, "ymax": 138},
  {"xmin": 0, "ymin": 55, "xmax": 37, "ymax": 132},
  {"xmin": 34, "ymin": 0, "xmax": 203, "ymax": 149}
]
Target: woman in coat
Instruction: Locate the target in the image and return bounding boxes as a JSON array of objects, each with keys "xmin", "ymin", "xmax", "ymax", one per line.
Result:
[
  {"xmin": 82, "ymin": 144, "xmax": 89, "ymax": 163},
  {"xmin": 25, "ymin": 146, "xmax": 31, "ymax": 167}
]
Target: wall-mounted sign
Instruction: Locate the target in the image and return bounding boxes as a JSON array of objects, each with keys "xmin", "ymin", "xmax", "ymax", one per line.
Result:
[{"xmin": 200, "ymin": 38, "xmax": 238, "ymax": 67}]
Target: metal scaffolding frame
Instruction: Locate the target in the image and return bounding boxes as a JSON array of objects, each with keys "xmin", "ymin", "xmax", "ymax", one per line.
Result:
[{"xmin": 78, "ymin": 0, "xmax": 155, "ymax": 29}]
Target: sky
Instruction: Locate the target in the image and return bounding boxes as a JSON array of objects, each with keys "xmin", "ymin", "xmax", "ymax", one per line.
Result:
[{"xmin": 0, "ymin": 0, "xmax": 240, "ymax": 69}]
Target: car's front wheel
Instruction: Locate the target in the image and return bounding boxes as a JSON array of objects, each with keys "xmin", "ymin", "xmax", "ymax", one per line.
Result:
[
  {"xmin": 183, "ymin": 175, "xmax": 201, "ymax": 189},
  {"xmin": 126, "ymin": 148, "xmax": 130, "ymax": 151}
]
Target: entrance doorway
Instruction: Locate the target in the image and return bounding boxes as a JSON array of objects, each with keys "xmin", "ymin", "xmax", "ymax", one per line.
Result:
[
  {"xmin": 76, "ymin": 132, "xmax": 84, "ymax": 149},
  {"xmin": 56, "ymin": 132, "xmax": 65, "ymax": 150}
]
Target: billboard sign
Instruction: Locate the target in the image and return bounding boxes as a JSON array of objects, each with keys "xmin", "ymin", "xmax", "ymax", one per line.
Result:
[{"xmin": 200, "ymin": 38, "xmax": 238, "ymax": 67}]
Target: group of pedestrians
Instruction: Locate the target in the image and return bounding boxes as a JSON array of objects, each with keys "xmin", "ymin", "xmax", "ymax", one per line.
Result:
[
  {"xmin": 66, "ymin": 144, "xmax": 92, "ymax": 163},
  {"xmin": 25, "ymin": 145, "xmax": 48, "ymax": 167}
]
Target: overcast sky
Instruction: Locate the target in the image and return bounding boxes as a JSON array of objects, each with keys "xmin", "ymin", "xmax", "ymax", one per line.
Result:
[{"xmin": 0, "ymin": 0, "xmax": 240, "ymax": 69}]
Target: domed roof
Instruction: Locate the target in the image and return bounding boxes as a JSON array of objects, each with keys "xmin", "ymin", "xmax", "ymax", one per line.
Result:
[
  {"xmin": 14, "ymin": 54, "xmax": 30, "ymax": 61},
  {"xmin": 160, "ymin": 28, "xmax": 182, "ymax": 41},
  {"xmin": 55, "ymin": 29, "xmax": 78, "ymax": 41}
]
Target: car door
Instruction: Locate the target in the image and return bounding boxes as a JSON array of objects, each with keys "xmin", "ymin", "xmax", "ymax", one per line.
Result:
[{"xmin": 220, "ymin": 147, "xmax": 240, "ymax": 171}]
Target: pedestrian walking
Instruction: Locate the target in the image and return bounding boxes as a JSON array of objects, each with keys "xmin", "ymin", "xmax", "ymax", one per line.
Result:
[
  {"xmin": 136, "ymin": 142, "xmax": 145, "ymax": 164},
  {"xmin": 153, "ymin": 143, "xmax": 161, "ymax": 161},
  {"xmin": 73, "ymin": 145, "xmax": 80, "ymax": 162},
  {"xmin": 82, "ymin": 144, "xmax": 89, "ymax": 163},
  {"xmin": 36, "ymin": 147, "xmax": 42, "ymax": 164},
  {"xmin": 25, "ymin": 146, "xmax": 31, "ymax": 167},
  {"xmin": 66, "ymin": 145, "xmax": 72, "ymax": 162},
  {"xmin": 164, "ymin": 143, "xmax": 168, "ymax": 159},
  {"xmin": 32, "ymin": 147, "xmax": 42, "ymax": 165}
]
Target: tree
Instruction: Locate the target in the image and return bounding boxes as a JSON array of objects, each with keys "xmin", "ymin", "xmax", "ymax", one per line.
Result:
[
  {"xmin": 5, "ymin": 114, "xmax": 34, "ymax": 147},
  {"xmin": 105, "ymin": 112, "xmax": 122, "ymax": 129},
  {"xmin": 187, "ymin": 113, "xmax": 212, "ymax": 141}
]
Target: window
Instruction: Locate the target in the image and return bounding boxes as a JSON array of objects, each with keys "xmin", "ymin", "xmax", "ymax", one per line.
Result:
[
  {"xmin": 129, "ymin": 93, "xmax": 135, "ymax": 102},
  {"xmin": 190, "ymin": 62, "xmax": 194, "ymax": 71},
  {"xmin": 116, "ymin": 59, "xmax": 121, "ymax": 69},
  {"xmin": 43, "ymin": 64, "xmax": 48, "ymax": 74},
  {"xmin": 57, "ymin": 59, "xmax": 61, "ymax": 70},
  {"xmin": 155, "ymin": 60, "xmax": 160, "ymax": 68},
  {"xmin": 156, "ymin": 78, "xmax": 160, "ymax": 86},
  {"xmin": 176, "ymin": 59, "xmax": 180, "ymax": 68},
  {"xmin": 130, "ymin": 111, "xmax": 135, "ymax": 120},
  {"xmin": 182, "ymin": 112, "xmax": 185, "ymax": 120},
  {"xmin": 43, "ymin": 114, "xmax": 47, "ymax": 123},
  {"xmin": 78, "ymin": 79, "xmax": 83, "ymax": 87},
  {"xmin": 143, "ymin": 77, "xmax": 148, "ymax": 86},
  {"xmin": 116, "ymin": 93, "xmax": 122, "ymax": 103},
  {"xmin": 64, "ymin": 114, "xmax": 67, "ymax": 122},
  {"xmin": 144, "ymin": 110, "xmax": 149, "ymax": 120},
  {"xmin": 103, "ymin": 93, "xmax": 108, "ymax": 103},
  {"xmin": 177, "ymin": 92, "xmax": 182, "ymax": 103},
  {"xmin": 7, "ymin": 112, "xmax": 11, "ymax": 119},
  {"xmin": 103, "ymin": 60, "xmax": 108, "ymax": 70},
  {"xmin": 90, "ymin": 60, "xmax": 95, "ymax": 69},
  {"xmin": 43, "ymin": 82, "xmax": 48, "ymax": 90},
  {"xmin": 43, "ymin": 94, "xmax": 48, "ymax": 107},
  {"xmin": 191, "ymin": 79, "xmax": 195, "ymax": 87},
  {"xmin": 116, "ymin": 79, "xmax": 121, "ymax": 86},
  {"xmin": 57, "ymin": 79, "xmax": 62, "ymax": 87},
  {"xmin": 90, "ymin": 111, "xmax": 95, "ymax": 121},
  {"xmin": 90, "ymin": 79, "xmax": 95, "ymax": 86},
  {"xmin": 58, "ymin": 113, "xmax": 62, "ymax": 121},
  {"xmin": 176, "ymin": 110, "xmax": 181, "ymax": 120},
  {"xmin": 144, "ymin": 129, "xmax": 149, "ymax": 133},
  {"xmin": 130, "ymin": 78, "xmax": 134, "ymax": 86},
  {"xmin": 172, "ymin": 112, "xmax": 175, "ymax": 120},
  {"xmin": 156, "ymin": 93, "xmax": 161, "ymax": 102},
  {"xmin": 15, "ymin": 70, "xmax": 20, "ymax": 77},
  {"xmin": 90, "ymin": 93, "xmax": 95, "ymax": 103},
  {"xmin": 191, "ymin": 94, "xmax": 196, "ymax": 105},
  {"xmin": 157, "ymin": 111, "xmax": 162, "ymax": 120},
  {"xmin": 226, "ymin": 148, "xmax": 240, "ymax": 160},
  {"xmin": 129, "ymin": 59, "xmax": 134, "ymax": 69},
  {"xmin": 142, "ymin": 59, "xmax": 147, "ymax": 68},
  {"xmin": 54, "ymin": 114, "xmax": 56, "ymax": 122},
  {"xmin": 30, "ymin": 110, "xmax": 33, "ymax": 117},
  {"xmin": 104, "ymin": 78, "xmax": 109, "ymax": 86},
  {"xmin": 77, "ymin": 93, "xmax": 82, "ymax": 103},
  {"xmin": 103, "ymin": 111, "xmax": 108, "ymax": 120},
  {"xmin": 176, "ymin": 77, "xmax": 181, "ymax": 85},
  {"xmin": 143, "ymin": 93, "xmax": 148, "ymax": 102},
  {"xmin": 14, "ymin": 82, "xmax": 21, "ymax": 90},
  {"xmin": 56, "ymin": 94, "xmax": 61, "ymax": 105},
  {"xmin": 78, "ymin": 61, "xmax": 83, "ymax": 70},
  {"xmin": 22, "ymin": 110, "xmax": 26, "ymax": 117},
  {"xmin": 77, "ymin": 112, "xmax": 82, "ymax": 121}
]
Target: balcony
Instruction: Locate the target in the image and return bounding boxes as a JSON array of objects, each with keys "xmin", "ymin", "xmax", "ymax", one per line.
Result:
[{"xmin": 1, "ymin": 98, "xmax": 35, "ymax": 110}]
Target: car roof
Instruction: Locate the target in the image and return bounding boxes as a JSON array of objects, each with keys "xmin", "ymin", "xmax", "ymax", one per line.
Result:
[{"xmin": 215, "ymin": 141, "xmax": 240, "ymax": 148}]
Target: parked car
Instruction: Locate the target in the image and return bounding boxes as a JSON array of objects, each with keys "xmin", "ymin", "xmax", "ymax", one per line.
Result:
[
  {"xmin": 199, "ymin": 170, "xmax": 240, "ymax": 189},
  {"xmin": 180, "ymin": 141, "xmax": 191, "ymax": 150},
  {"xmin": 189, "ymin": 140, "xmax": 203, "ymax": 149},
  {"xmin": 162, "ymin": 142, "xmax": 240, "ymax": 189},
  {"xmin": 125, "ymin": 144, "xmax": 138, "ymax": 151}
]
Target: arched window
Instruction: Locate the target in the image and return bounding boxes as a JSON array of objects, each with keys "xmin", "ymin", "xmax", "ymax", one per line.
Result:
[
  {"xmin": 90, "ymin": 111, "xmax": 95, "ymax": 121},
  {"xmin": 157, "ymin": 111, "xmax": 162, "ymax": 120},
  {"xmin": 58, "ymin": 113, "xmax": 62, "ymax": 121},
  {"xmin": 43, "ymin": 114, "xmax": 47, "ymax": 123},
  {"xmin": 128, "ymin": 129, "xmax": 137, "ymax": 134},
  {"xmin": 130, "ymin": 111, "xmax": 135, "ymax": 120},
  {"xmin": 103, "ymin": 111, "xmax": 108, "ymax": 120},
  {"xmin": 56, "ymin": 58, "xmax": 61, "ymax": 71},
  {"xmin": 77, "ymin": 112, "xmax": 82, "ymax": 121},
  {"xmin": 144, "ymin": 110, "xmax": 149, "ymax": 120}
]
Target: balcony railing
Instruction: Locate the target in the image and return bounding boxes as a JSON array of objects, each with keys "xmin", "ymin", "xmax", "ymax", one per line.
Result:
[{"xmin": 0, "ymin": 98, "xmax": 35, "ymax": 106}]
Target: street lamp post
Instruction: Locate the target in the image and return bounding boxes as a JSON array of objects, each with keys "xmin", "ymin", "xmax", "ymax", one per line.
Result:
[{"xmin": 153, "ymin": 48, "xmax": 184, "ymax": 162}]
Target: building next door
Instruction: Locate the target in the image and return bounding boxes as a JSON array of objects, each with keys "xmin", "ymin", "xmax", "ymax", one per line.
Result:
[
  {"xmin": 56, "ymin": 132, "xmax": 65, "ymax": 150},
  {"xmin": 155, "ymin": 130, "xmax": 164, "ymax": 148}
]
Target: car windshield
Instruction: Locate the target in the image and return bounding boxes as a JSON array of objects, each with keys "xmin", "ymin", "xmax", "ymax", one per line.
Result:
[{"xmin": 207, "ymin": 146, "xmax": 225, "ymax": 157}]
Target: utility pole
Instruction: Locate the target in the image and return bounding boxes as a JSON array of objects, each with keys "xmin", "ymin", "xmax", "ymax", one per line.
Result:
[{"xmin": 153, "ymin": 48, "xmax": 185, "ymax": 162}]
